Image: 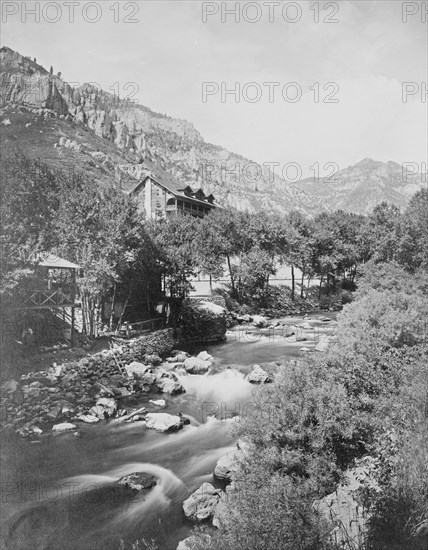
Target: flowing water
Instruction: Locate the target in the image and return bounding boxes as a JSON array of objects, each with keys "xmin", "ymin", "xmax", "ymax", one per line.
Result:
[{"xmin": 1, "ymin": 314, "xmax": 336, "ymax": 550}]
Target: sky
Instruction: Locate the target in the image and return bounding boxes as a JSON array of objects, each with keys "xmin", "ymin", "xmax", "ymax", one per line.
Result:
[{"xmin": 2, "ymin": 0, "xmax": 427, "ymax": 177}]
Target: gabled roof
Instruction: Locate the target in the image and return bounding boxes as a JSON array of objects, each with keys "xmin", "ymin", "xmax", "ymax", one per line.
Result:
[
  {"xmin": 130, "ymin": 162, "xmax": 215, "ymax": 207},
  {"xmin": 31, "ymin": 253, "xmax": 81, "ymax": 270}
]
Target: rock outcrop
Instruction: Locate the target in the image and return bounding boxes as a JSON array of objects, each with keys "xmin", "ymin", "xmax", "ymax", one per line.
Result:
[
  {"xmin": 247, "ymin": 365, "xmax": 273, "ymax": 384},
  {"xmin": 183, "ymin": 483, "xmax": 222, "ymax": 521}
]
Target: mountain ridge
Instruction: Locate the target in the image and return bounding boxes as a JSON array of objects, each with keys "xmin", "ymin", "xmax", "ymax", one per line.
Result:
[{"xmin": 1, "ymin": 46, "xmax": 425, "ymax": 215}]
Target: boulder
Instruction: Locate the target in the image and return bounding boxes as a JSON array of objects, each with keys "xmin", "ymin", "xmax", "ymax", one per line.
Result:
[
  {"xmin": 140, "ymin": 372, "xmax": 157, "ymax": 385},
  {"xmin": 166, "ymin": 351, "xmax": 188, "ymax": 363},
  {"xmin": 314, "ymin": 338, "xmax": 330, "ymax": 352},
  {"xmin": 145, "ymin": 354, "xmax": 162, "ymax": 366},
  {"xmin": 76, "ymin": 414, "xmax": 100, "ymax": 424},
  {"xmin": 196, "ymin": 351, "xmax": 214, "ymax": 362},
  {"xmin": 212, "ymin": 496, "xmax": 228, "ymax": 528},
  {"xmin": 89, "ymin": 397, "xmax": 117, "ymax": 419},
  {"xmin": 183, "ymin": 482, "xmax": 222, "ymax": 520},
  {"xmin": 125, "ymin": 361, "xmax": 150, "ymax": 378},
  {"xmin": 156, "ymin": 378, "xmax": 185, "ymax": 395},
  {"xmin": 247, "ymin": 365, "xmax": 273, "ymax": 384},
  {"xmin": 52, "ymin": 422, "xmax": 76, "ymax": 432},
  {"xmin": 145, "ymin": 413, "xmax": 184, "ymax": 432},
  {"xmin": 252, "ymin": 315, "xmax": 268, "ymax": 328},
  {"xmin": 237, "ymin": 314, "xmax": 252, "ymax": 323},
  {"xmin": 149, "ymin": 399, "xmax": 166, "ymax": 408},
  {"xmin": 118, "ymin": 472, "xmax": 157, "ymax": 491},
  {"xmin": 24, "ymin": 387, "xmax": 43, "ymax": 399},
  {"xmin": 177, "ymin": 535, "xmax": 211, "ymax": 550},
  {"xmin": 183, "ymin": 357, "xmax": 212, "ymax": 374},
  {"xmin": 214, "ymin": 450, "xmax": 241, "ymax": 481}
]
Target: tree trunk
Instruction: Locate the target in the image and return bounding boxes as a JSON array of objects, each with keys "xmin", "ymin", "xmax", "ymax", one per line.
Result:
[
  {"xmin": 318, "ymin": 276, "xmax": 324, "ymax": 300},
  {"xmin": 301, "ymin": 271, "xmax": 305, "ymax": 298},
  {"xmin": 109, "ymin": 283, "xmax": 117, "ymax": 330},
  {"xmin": 117, "ymin": 292, "xmax": 131, "ymax": 330},
  {"xmin": 291, "ymin": 265, "xmax": 295, "ymax": 301},
  {"xmin": 226, "ymin": 254, "xmax": 236, "ymax": 297}
]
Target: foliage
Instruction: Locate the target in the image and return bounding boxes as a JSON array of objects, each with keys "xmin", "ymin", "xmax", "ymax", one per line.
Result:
[
  {"xmin": 186, "ymin": 262, "xmax": 428, "ymax": 550},
  {"xmin": 53, "ymin": 171, "xmax": 140, "ymax": 336},
  {"xmin": 0, "ymin": 151, "xmax": 60, "ymax": 296},
  {"xmin": 148, "ymin": 214, "xmax": 199, "ymax": 301}
]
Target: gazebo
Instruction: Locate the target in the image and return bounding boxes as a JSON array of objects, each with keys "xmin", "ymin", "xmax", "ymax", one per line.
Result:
[{"xmin": 19, "ymin": 253, "xmax": 81, "ymax": 345}]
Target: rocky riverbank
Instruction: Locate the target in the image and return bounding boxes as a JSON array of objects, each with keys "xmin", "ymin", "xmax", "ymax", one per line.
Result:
[{"xmin": 0, "ymin": 328, "xmax": 219, "ymax": 439}]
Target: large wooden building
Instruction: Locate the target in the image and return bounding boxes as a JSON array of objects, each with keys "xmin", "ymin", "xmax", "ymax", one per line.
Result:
[{"xmin": 130, "ymin": 166, "xmax": 216, "ymax": 219}]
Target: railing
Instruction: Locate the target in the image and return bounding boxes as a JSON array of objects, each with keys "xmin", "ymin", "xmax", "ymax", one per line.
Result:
[
  {"xmin": 20, "ymin": 289, "xmax": 78, "ymax": 308},
  {"xmin": 112, "ymin": 317, "xmax": 165, "ymax": 338}
]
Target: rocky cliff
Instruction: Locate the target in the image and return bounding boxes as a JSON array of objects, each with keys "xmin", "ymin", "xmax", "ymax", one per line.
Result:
[
  {"xmin": 0, "ymin": 46, "xmax": 326, "ymax": 214},
  {"xmin": 1, "ymin": 46, "xmax": 424, "ymax": 214}
]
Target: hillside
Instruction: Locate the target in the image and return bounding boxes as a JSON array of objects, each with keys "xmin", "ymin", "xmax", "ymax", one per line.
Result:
[
  {"xmin": 1, "ymin": 46, "xmax": 326, "ymax": 214},
  {"xmin": 1, "ymin": 46, "xmax": 425, "ymax": 215}
]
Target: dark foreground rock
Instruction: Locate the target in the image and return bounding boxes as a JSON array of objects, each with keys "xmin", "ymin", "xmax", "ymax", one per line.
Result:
[{"xmin": 118, "ymin": 472, "xmax": 157, "ymax": 491}]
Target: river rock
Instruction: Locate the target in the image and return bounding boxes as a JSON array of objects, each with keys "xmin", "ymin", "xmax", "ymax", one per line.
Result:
[
  {"xmin": 196, "ymin": 351, "xmax": 213, "ymax": 361},
  {"xmin": 247, "ymin": 365, "xmax": 273, "ymax": 384},
  {"xmin": 183, "ymin": 357, "xmax": 212, "ymax": 374},
  {"xmin": 183, "ymin": 482, "xmax": 222, "ymax": 520},
  {"xmin": 314, "ymin": 338, "xmax": 330, "ymax": 352},
  {"xmin": 89, "ymin": 397, "xmax": 117, "ymax": 419},
  {"xmin": 214, "ymin": 450, "xmax": 241, "ymax": 480},
  {"xmin": 252, "ymin": 315, "xmax": 268, "ymax": 328},
  {"xmin": 177, "ymin": 535, "xmax": 211, "ymax": 550},
  {"xmin": 212, "ymin": 496, "xmax": 228, "ymax": 528},
  {"xmin": 156, "ymin": 377, "xmax": 185, "ymax": 395},
  {"xmin": 52, "ymin": 422, "xmax": 76, "ymax": 432},
  {"xmin": 76, "ymin": 414, "xmax": 100, "ymax": 424},
  {"xmin": 299, "ymin": 322, "xmax": 312, "ymax": 330},
  {"xmin": 118, "ymin": 472, "xmax": 157, "ymax": 491},
  {"xmin": 140, "ymin": 372, "xmax": 157, "ymax": 385},
  {"xmin": 145, "ymin": 413, "xmax": 184, "ymax": 432},
  {"xmin": 237, "ymin": 314, "xmax": 252, "ymax": 323},
  {"xmin": 125, "ymin": 361, "xmax": 150, "ymax": 378},
  {"xmin": 145, "ymin": 354, "xmax": 162, "ymax": 366},
  {"xmin": 149, "ymin": 399, "xmax": 166, "ymax": 408},
  {"xmin": 166, "ymin": 351, "xmax": 188, "ymax": 363}
]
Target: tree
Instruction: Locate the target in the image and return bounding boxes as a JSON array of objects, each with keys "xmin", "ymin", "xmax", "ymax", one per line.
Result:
[
  {"xmin": 397, "ymin": 189, "xmax": 428, "ymax": 271},
  {"xmin": 287, "ymin": 211, "xmax": 315, "ymax": 298},
  {"xmin": 54, "ymin": 173, "xmax": 140, "ymax": 336},
  {"xmin": 147, "ymin": 214, "xmax": 199, "ymax": 321},
  {"xmin": 0, "ymin": 152, "xmax": 60, "ymax": 297}
]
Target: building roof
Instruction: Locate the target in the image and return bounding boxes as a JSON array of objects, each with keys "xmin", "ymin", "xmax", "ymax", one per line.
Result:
[
  {"xmin": 31, "ymin": 253, "xmax": 81, "ymax": 270},
  {"xmin": 130, "ymin": 163, "xmax": 216, "ymax": 207}
]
